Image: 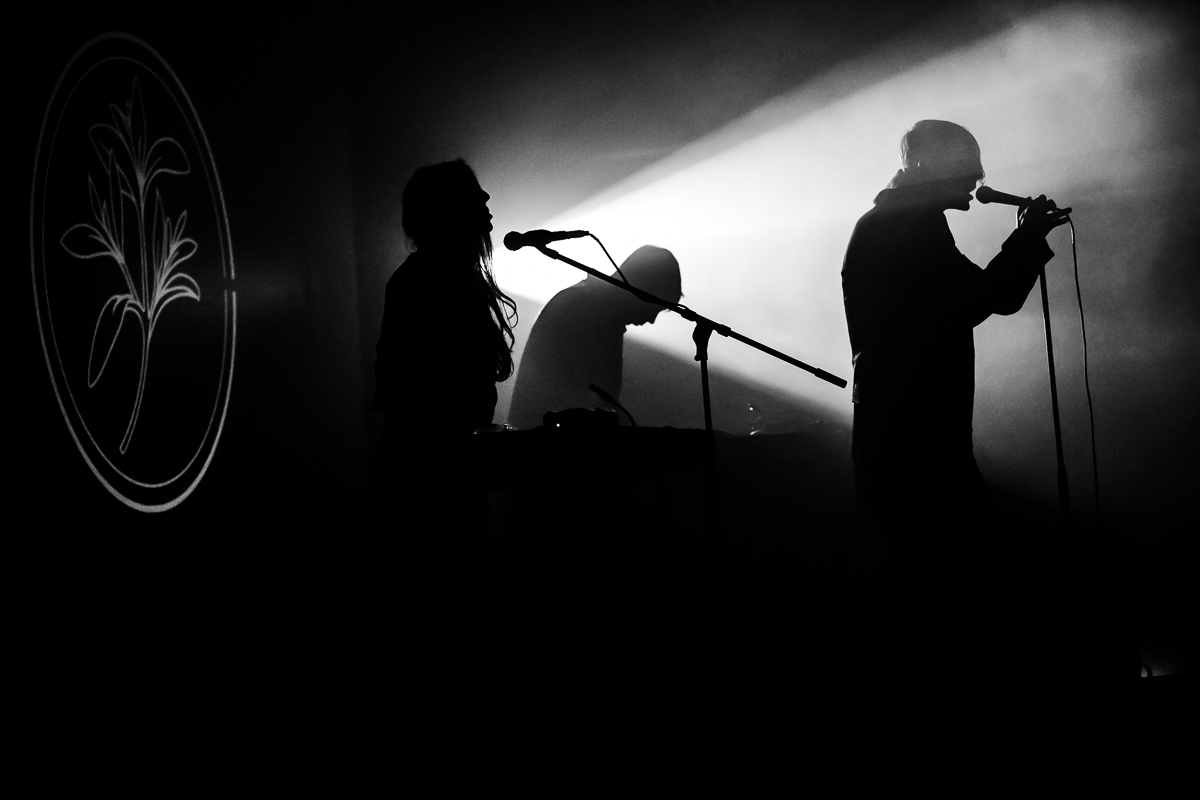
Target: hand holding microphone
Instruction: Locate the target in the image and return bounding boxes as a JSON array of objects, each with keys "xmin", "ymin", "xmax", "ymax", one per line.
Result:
[
  {"xmin": 976, "ymin": 185, "xmax": 1071, "ymax": 239},
  {"xmin": 1017, "ymin": 195, "xmax": 1072, "ymax": 238}
]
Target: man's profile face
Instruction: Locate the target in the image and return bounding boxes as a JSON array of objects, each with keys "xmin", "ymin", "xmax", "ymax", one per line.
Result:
[
  {"xmin": 941, "ymin": 172, "xmax": 983, "ymax": 212},
  {"xmin": 627, "ymin": 301, "xmax": 660, "ymax": 326},
  {"xmin": 631, "ymin": 306, "xmax": 661, "ymax": 326},
  {"xmin": 627, "ymin": 292, "xmax": 679, "ymax": 326}
]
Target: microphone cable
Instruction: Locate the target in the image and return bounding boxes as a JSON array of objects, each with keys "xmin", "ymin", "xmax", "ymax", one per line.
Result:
[
  {"xmin": 590, "ymin": 383, "xmax": 637, "ymax": 427},
  {"xmin": 1067, "ymin": 216, "xmax": 1100, "ymax": 524},
  {"xmin": 591, "ymin": 232, "xmax": 696, "ymax": 317},
  {"xmin": 590, "ymin": 234, "xmax": 630, "ymax": 285},
  {"xmin": 1069, "ymin": 216, "xmax": 1151, "ymax": 678}
]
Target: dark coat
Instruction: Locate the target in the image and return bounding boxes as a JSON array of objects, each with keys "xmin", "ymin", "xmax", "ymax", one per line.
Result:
[
  {"xmin": 841, "ymin": 186, "xmax": 1053, "ymax": 510},
  {"xmin": 374, "ymin": 250, "xmax": 502, "ymax": 439}
]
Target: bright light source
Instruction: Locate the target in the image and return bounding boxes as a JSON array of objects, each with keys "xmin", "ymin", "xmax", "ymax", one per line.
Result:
[{"xmin": 494, "ymin": 4, "xmax": 1178, "ymax": 418}]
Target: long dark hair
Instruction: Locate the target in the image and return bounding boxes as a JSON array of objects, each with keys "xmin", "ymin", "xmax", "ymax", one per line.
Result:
[{"xmin": 402, "ymin": 159, "xmax": 517, "ymax": 381}]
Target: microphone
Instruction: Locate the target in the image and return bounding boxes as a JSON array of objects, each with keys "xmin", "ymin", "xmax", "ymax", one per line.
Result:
[
  {"xmin": 503, "ymin": 229, "xmax": 589, "ymax": 251},
  {"xmin": 975, "ymin": 186, "xmax": 1031, "ymax": 206}
]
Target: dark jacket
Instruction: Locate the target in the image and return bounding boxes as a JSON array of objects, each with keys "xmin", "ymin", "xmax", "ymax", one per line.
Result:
[
  {"xmin": 841, "ymin": 186, "xmax": 1053, "ymax": 487},
  {"xmin": 374, "ymin": 251, "xmax": 501, "ymax": 438}
]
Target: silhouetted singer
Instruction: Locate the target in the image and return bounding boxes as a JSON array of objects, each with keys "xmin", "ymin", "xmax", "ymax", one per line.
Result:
[
  {"xmin": 374, "ymin": 160, "xmax": 515, "ymax": 442},
  {"xmin": 842, "ymin": 120, "xmax": 1070, "ymax": 680},
  {"xmin": 508, "ymin": 245, "xmax": 682, "ymax": 429},
  {"xmin": 371, "ymin": 158, "xmax": 516, "ymax": 644},
  {"xmin": 842, "ymin": 120, "xmax": 1069, "ymax": 522}
]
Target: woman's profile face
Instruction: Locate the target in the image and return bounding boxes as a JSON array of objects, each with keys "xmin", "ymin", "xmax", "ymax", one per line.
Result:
[
  {"xmin": 404, "ymin": 160, "xmax": 495, "ymax": 249},
  {"xmin": 476, "ymin": 187, "xmax": 493, "ymax": 234},
  {"xmin": 446, "ymin": 177, "xmax": 491, "ymax": 237}
]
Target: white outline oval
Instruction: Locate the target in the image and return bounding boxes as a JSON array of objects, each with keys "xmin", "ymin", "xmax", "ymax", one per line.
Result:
[{"xmin": 31, "ymin": 32, "xmax": 235, "ymax": 513}]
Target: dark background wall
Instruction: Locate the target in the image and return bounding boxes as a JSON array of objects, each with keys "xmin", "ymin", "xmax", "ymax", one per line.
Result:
[
  {"xmin": 19, "ymin": 1, "xmax": 1197, "ymax": 679},
  {"xmin": 20, "ymin": 13, "xmax": 366, "ymax": 661}
]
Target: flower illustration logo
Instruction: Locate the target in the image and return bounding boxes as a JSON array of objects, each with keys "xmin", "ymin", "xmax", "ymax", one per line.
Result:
[
  {"xmin": 31, "ymin": 33, "xmax": 235, "ymax": 512},
  {"xmin": 61, "ymin": 78, "xmax": 201, "ymax": 455}
]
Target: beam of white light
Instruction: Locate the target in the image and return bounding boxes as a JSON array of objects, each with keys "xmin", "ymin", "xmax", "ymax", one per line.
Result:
[{"xmin": 492, "ymin": 3, "xmax": 1179, "ymax": 417}]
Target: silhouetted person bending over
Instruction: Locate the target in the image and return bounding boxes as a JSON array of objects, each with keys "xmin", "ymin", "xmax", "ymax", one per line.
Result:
[
  {"xmin": 371, "ymin": 159, "xmax": 516, "ymax": 648},
  {"xmin": 508, "ymin": 245, "xmax": 682, "ymax": 429},
  {"xmin": 842, "ymin": 120, "xmax": 1069, "ymax": 527}
]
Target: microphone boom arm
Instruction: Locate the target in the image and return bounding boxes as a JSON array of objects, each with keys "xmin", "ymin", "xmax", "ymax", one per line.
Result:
[{"xmin": 534, "ymin": 245, "xmax": 847, "ymax": 391}]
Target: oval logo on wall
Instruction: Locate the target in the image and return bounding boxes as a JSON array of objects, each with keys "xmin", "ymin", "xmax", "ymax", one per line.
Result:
[{"xmin": 31, "ymin": 33, "xmax": 235, "ymax": 512}]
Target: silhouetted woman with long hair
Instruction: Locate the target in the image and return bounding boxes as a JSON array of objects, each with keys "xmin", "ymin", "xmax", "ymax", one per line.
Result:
[
  {"xmin": 370, "ymin": 159, "xmax": 516, "ymax": 652},
  {"xmin": 374, "ymin": 159, "xmax": 516, "ymax": 442}
]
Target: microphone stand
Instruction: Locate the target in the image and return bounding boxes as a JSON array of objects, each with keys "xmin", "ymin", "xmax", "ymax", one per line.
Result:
[
  {"xmin": 1037, "ymin": 265, "xmax": 1071, "ymax": 536},
  {"xmin": 985, "ymin": 193, "xmax": 1073, "ymax": 532},
  {"xmin": 531, "ymin": 244, "xmax": 847, "ymax": 638}
]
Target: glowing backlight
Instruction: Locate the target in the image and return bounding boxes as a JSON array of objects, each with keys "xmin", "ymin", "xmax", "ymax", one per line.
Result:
[{"xmin": 493, "ymin": 5, "xmax": 1175, "ymax": 416}]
